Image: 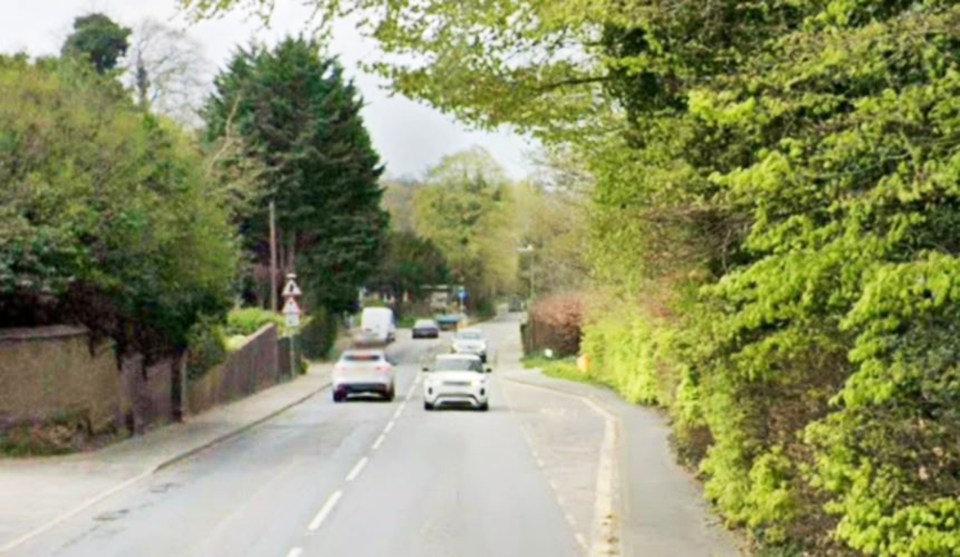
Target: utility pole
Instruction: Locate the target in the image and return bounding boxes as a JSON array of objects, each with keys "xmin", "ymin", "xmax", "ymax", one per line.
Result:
[{"xmin": 269, "ymin": 200, "xmax": 278, "ymax": 312}]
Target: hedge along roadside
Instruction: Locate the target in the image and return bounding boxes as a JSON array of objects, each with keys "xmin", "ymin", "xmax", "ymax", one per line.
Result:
[{"xmin": 0, "ymin": 55, "xmax": 240, "ymax": 360}]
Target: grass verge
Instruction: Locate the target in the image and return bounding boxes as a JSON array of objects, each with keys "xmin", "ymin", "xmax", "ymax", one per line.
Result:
[{"xmin": 521, "ymin": 354, "xmax": 602, "ymax": 386}]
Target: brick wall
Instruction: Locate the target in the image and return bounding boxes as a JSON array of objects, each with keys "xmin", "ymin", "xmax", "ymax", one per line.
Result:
[{"xmin": 187, "ymin": 324, "xmax": 280, "ymax": 415}]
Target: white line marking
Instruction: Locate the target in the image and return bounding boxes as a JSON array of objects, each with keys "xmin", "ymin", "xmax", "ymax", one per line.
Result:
[
  {"xmin": 393, "ymin": 406, "xmax": 404, "ymax": 419},
  {"xmin": 346, "ymin": 457, "xmax": 369, "ymax": 482},
  {"xmin": 308, "ymin": 490, "xmax": 343, "ymax": 531},
  {"xmin": 536, "ymin": 458, "xmax": 545, "ymax": 468},
  {"xmin": 286, "ymin": 548, "xmax": 304, "ymax": 557},
  {"xmin": 372, "ymin": 434, "xmax": 386, "ymax": 451},
  {"xmin": 384, "ymin": 420, "xmax": 395, "ymax": 433},
  {"xmin": 500, "ymin": 376, "xmax": 622, "ymax": 557},
  {"xmin": 576, "ymin": 533, "xmax": 588, "ymax": 548}
]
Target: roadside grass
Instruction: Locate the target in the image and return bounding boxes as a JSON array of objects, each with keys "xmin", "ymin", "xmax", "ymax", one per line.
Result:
[{"xmin": 521, "ymin": 354, "xmax": 601, "ymax": 386}]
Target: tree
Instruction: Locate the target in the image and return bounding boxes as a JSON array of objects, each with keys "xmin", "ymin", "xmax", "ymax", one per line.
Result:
[
  {"xmin": 368, "ymin": 231, "xmax": 450, "ymax": 303},
  {"xmin": 203, "ymin": 37, "xmax": 387, "ymax": 314},
  {"xmin": 61, "ymin": 13, "xmax": 131, "ymax": 74},
  {"xmin": 122, "ymin": 19, "xmax": 210, "ymax": 126},
  {"xmin": 412, "ymin": 147, "xmax": 517, "ymax": 308},
  {"xmin": 0, "ymin": 55, "xmax": 239, "ymax": 356}
]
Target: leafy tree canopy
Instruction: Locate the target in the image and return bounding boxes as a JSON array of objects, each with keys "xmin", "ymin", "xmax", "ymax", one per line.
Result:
[
  {"xmin": 0, "ymin": 55, "xmax": 239, "ymax": 355},
  {"xmin": 62, "ymin": 13, "xmax": 132, "ymax": 74}
]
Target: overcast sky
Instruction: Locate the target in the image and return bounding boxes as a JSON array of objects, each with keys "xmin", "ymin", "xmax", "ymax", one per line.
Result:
[{"xmin": 0, "ymin": 0, "xmax": 536, "ymax": 179}]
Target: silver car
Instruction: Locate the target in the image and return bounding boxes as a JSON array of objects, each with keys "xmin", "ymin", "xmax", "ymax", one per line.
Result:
[
  {"xmin": 332, "ymin": 349, "xmax": 396, "ymax": 402},
  {"xmin": 451, "ymin": 328, "xmax": 488, "ymax": 363}
]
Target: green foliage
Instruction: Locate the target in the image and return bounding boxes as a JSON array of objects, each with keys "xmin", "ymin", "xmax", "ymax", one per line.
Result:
[
  {"xmin": 203, "ymin": 36, "xmax": 387, "ymax": 314},
  {"xmin": 226, "ymin": 307, "xmax": 284, "ymax": 336},
  {"xmin": 368, "ymin": 230, "xmax": 450, "ymax": 303},
  {"xmin": 61, "ymin": 13, "xmax": 131, "ymax": 74},
  {"xmin": 0, "ymin": 55, "xmax": 239, "ymax": 356},
  {"xmin": 186, "ymin": 316, "xmax": 228, "ymax": 380},
  {"xmin": 183, "ymin": 0, "xmax": 960, "ymax": 554},
  {"xmin": 299, "ymin": 307, "xmax": 339, "ymax": 360},
  {"xmin": 412, "ymin": 147, "xmax": 518, "ymax": 308}
]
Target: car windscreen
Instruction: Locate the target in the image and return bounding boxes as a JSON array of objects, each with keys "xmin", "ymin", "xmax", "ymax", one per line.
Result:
[
  {"xmin": 414, "ymin": 321, "xmax": 435, "ymax": 328},
  {"xmin": 431, "ymin": 359, "xmax": 482, "ymax": 372},
  {"xmin": 342, "ymin": 353, "xmax": 382, "ymax": 362},
  {"xmin": 456, "ymin": 332, "xmax": 483, "ymax": 340}
]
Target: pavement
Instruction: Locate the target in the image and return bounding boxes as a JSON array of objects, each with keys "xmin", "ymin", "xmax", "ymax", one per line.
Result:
[
  {"xmin": 0, "ymin": 366, "xmax": 333, "ymax": 554},
  {"xmin": 0, "ymin": 314, "xmax": 742, "ymax": 557}
]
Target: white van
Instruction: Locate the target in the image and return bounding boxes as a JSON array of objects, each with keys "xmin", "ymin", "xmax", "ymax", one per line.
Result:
[{"xmin": 355, "ymin": 307, "xmax": 396, "ymax": 346}]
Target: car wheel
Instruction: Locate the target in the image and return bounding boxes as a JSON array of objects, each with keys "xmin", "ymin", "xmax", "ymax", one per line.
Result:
[
  {"xmin": 333, "ymin": 391, "xmax": 345, "ymax": 403},
  {"xmin": 385, "ymin": 387, "xmax": 395, "ymax": 402},
  {"xmin": 424, "ymin": 401, "xmax": 434, "ymax": 411},
  {"xmin": 478, "ymin": 402, "xmax": 489, "ymax": 412}
]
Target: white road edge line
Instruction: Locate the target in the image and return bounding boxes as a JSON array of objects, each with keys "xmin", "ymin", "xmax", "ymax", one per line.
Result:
[
  {"xmin": 384, "ymin": 420, "xmax": 395, "ymax": 433},
  {"xmin": 346, "ymin": 457, "xmax": 369, "ymax": 482},
  {"xmin": 372, "ymin": 434, "xmax": 387, "ymax": 451},
  {"xmin": 307, "ymin": 490, "xmax": 343, "ymax": 532},
  {"xmin": 501, "ymin": 376, "xmax": 622, "ymax": 557},
  {"xmin": 286, "ymin": 548, "xmax": 304, "ymax": 557}
]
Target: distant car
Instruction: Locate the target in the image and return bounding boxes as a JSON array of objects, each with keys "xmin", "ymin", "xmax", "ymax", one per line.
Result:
[
  {"xmin": 452, "ymin": 328, "xmax": 488, "ymax": 363},
  {"xmin": 422, "ymin": 354, "xmax": 490, "ymax": 411},
  {"xmin": 332, "ymin": 349, "xmax": 395, "ymax": 402},
  {"xmin": 412, "ymin": 319, "xmax": 440, "ymax": 339},
  {"xmin": 508, "ymin": 298, "xmax": 524, "ymax": 312},
  {"xmin": 435, "ymin": 313, "xmax": 462, "ymax": 331}
]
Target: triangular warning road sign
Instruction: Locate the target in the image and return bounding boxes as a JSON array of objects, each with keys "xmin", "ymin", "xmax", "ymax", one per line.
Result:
[
  {"xmin": 282, "ymin": 298, "xmax": 301, "ymax": 315},
  {"xmin": 282, "ymin": 280, "xmax": 302, "ymax": 298}
]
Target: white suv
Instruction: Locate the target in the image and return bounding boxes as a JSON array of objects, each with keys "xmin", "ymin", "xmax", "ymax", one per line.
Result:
[{"xmin": 422, "ymin": 354, "xmax": 490, "ymax": 411}]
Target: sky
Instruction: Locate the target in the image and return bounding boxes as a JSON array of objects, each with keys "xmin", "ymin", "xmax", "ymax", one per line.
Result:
[{"xmin": 0, "ymin": 0, "xmax": 537, "ymax": 179}]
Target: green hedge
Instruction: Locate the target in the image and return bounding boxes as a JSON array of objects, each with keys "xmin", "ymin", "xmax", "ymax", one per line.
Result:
[
  {"xmin": 226, "ymin": 308, "xmax": 284, "ymax": 336},
  {"xmin": 299, "ymin": 307, "xmax": 338, "ymax": 360}
]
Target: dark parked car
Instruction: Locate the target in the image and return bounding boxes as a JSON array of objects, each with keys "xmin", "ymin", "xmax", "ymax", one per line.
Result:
[{"xmin": 412, "ymin": 319, "xmax": 440, "ymax": 339}]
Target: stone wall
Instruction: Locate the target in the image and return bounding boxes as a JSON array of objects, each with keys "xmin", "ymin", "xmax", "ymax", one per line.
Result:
[
  {"xmin": 1, "ymin": 323, "xmax": 283, "ymax": 452},
  {"xmin": 0, "ymin": 326, "xmax": 121, "ymax": 436},
  {"xmin": 187, "ymin": 324, "xmax": 280, "ymax": 415}
]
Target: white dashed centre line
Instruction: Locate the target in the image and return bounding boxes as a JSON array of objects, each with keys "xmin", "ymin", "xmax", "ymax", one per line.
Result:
[
  {"xmin": 384, "ymin": 420, "xmax": 395, "ymax": 434},
  {"xmin": 286, "ymin": 548, "xmax": 303, "ymax": 557},
  {"xmin": 308, "ymin": 490, "xmax": 343, "ymax": 532},
  {"xmin": 372, "ymin": 434, "xmax": 386, "ymax": 451},
  {"xmin": 393, "ymin": 406, "xmax": 404, "ymax": 419},
  {"xmin": 346, "ymin": 457, "xmax": 369, "ymax": 482}
]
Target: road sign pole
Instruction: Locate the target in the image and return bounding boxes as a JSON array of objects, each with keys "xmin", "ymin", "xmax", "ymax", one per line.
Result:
[{"xmin": 282, "ymin": 274, "xmax": 303, "ymax": 376}]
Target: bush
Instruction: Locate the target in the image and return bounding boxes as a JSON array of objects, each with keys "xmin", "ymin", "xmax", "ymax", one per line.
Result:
[
  {"xmin": 0, "ymin": 55, "xmax": 239, "ymax": 356},
  {"xmin": 186, "ymin": 317, "xmax": 228, "ymax": 380},
  {"xmin": 525, "ymin": 293, "xmax": 584, "ymax": 358},
  {"xmin": 300, "ymin": 307, "xmax": 338, "ymax": 360},
  {"xmin": 226, "ymin": 308, "xmax": 283, "ymax": 336}
]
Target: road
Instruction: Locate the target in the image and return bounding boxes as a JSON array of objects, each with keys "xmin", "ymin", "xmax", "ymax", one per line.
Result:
[{"xmin": 9, "ymin": 317, "xmax": 588, "ymax": 557}]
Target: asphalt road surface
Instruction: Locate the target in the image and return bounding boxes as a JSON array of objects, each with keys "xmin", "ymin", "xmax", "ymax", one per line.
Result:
[{"xmin": 10, "ymin": 319, "xmax": 584, "ymax": 557}]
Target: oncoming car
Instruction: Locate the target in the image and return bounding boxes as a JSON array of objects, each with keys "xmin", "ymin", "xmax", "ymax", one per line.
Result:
[
  {"xmin": 422, "ymin": 354, "xmax": 490, "ymax": 411},
  {"xmin": 451, "ymin": 328, "xmax": 488, "ymax": 363},
  {"xmin": 332, "ymin": 349, "xmax": 395, "ymax": 402}
]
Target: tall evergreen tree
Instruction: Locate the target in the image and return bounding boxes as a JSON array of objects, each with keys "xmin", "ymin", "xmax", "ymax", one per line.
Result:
[{"xmin": 203, "ymin": 37, "xmax": 387, "ymax": 313}]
